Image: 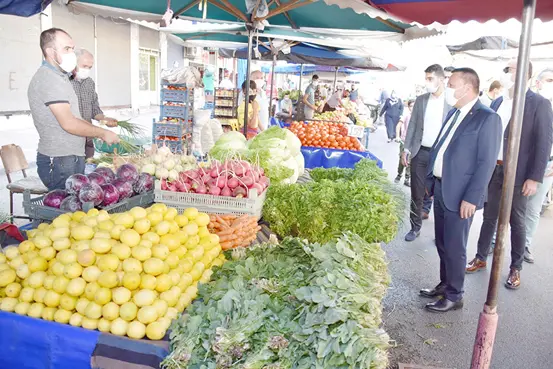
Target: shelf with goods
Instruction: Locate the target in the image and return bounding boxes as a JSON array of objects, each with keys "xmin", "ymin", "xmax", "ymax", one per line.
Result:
[
  {"xmin": 155, "ymin": 83, "xmax": 195, "ymax": 153},
  {"xmin": 214, "ymin": 88, "xmax": 240, "ymax": 130}
]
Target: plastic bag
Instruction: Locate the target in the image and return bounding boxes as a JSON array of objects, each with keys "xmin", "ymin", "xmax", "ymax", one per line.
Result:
[
  {"xmin": 209, "ymin": 119, "xmax": 224, "ymax": 142},
  {"xmin": 246, "ymin": 0, "xmax": 268, "ymax": 17},
  {"xmin": 200, "ymin": 123, "xmax": 215, "ymax": 154},
  {"xmin": 161, "ymin": 66, "xmax": 202, "ymax": 87}
]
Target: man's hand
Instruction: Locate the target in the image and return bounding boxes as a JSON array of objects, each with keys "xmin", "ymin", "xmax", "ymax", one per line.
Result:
[
  {"xmin": 101, "ymin": 117, "xmax": 118, "ymax": 128},
  {"xmin": 522, "ymin": 179, "xmax": 538, "ymax": 197},
  {"xmin": 460, "ymin": 200, "xmax": 476, "ymax": 219},
  {"xmin": 402, "ymin": 152, "xmax": 409, "ymax": 167},
  {"xmin": 100, "ymin": 130, "xmax": 120, "ymax": 145}
]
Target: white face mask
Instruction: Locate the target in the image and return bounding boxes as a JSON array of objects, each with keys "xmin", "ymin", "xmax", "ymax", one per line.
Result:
[
  {"xmin": 255, "ymin": 79, "xmax": 265, "ymax": 90},
  {"xmin": 53, "ymin": 50, "xmax": 77, "ymax": 73},
  {"xmin": 76, "ymin": 67, "xmax": 91, "ymax": 80},
  {"xmin": 539, "ymin": 82, "xmax": 553, "ymax": 100},
  {"xmin": 425, "ymin": 82, "xmax": 439, "ymax": 94},
  {"xmin": 501, "ymin": 72, "xmax": 515, "ymax": 90},
  {"xmin": 445, "ymin": 86, "xmax": 466, "ymax": 106}
]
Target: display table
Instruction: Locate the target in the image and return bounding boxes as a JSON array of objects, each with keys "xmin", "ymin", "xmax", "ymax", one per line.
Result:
[
  {"xmin": 0, "ymin": 311, "xmax": 168, "ymax": 369},
  {"xmin": 301, "ymin": 147, "xmax": 383, "ymax": 169}
]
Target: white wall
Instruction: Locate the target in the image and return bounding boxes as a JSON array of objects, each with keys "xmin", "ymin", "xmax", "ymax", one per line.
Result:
[
  {"xmin": 139, "ymin": 26, "xmax": 158, "ymax": 50},
  {"xmin": 0, "ymin": 14, "xmax": 42, "ymax": 112},
  {"xmin": 168, "ymin": 39, "xmax": 184, "ymax": 68}
]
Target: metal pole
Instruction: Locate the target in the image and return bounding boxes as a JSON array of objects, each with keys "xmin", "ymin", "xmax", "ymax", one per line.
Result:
[
  {"xmin": 269, "ymin": 54, "xmax": 276, "ymax": 117},
  {"xmin": 470, "ymin": 0, "xmax": 535, "ymax": 368},
  {"xmin": 333, "ymin": 67, "xmax": 338, "ymax": 91},
  {"xmin": 298, "ymin": 64, "xmax": 303, "ymax": 94},
  {"xmin": 243, "ymin": 30, "xmax": 253, "ymax": 137}
]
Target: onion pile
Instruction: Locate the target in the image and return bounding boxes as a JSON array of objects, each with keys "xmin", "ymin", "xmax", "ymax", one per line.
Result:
[{"xmin": 139, "ymin": 145, "xmax": 197, "ymax": 181}]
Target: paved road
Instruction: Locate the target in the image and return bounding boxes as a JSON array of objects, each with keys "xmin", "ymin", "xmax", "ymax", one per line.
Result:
[{"xmin": 368, "ymin": 127, "xmax": 553, "ymax": 369}]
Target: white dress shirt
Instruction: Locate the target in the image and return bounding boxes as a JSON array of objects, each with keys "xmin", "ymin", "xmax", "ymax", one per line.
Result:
[
  {"xmin": 433, "ymin": 97, "xmax": 479, "ymax": 178},
  {"xmin": 496, "ymin": 96, "xmax": 513, "ymax": 160},
  {"xmin": 421, "ymin": 92, "xmax": 446, "ymax": 147}
]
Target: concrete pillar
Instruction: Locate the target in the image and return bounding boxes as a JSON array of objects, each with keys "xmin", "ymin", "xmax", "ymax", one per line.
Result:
[
  {"xmin": 159, "ymin": 31, "xmax": 168, "ymax": 70},
  {"xmin": 93, "ymin": 16, "xmax": 99, "ymax": 90},
  {"xmin": 130, "ymin": 23, "xmax": 140, "ymax": 113},
  {"xmin": 40, "ymin": 4, "xmax": 52, "ymax": 32}
]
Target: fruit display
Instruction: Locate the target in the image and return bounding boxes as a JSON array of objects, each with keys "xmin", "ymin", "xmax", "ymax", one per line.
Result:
[
  {"xmin": 313, "ymin": 110, "xmax": 349, "ymax": 122},
  {"xmin": 42, "ymin": 165, "xmax": 154, "ymax": 211},
  {"xmin": 287, "ymin": 121, "xmax": 363, "ymax": 151},
  {"xmin": 207, "ymin": 214, "xmax": 260, "ymax": 250},
  {"xmin": 0, "ymin": 205, "xmax": 225, "ymax": 340},
  {"xmin": 160, "ymin": 159, "xmax": 269, "ymax": 197},
  {"xmin": 139, "ymin": 145, "xmax": 197, "ymax": 181}
]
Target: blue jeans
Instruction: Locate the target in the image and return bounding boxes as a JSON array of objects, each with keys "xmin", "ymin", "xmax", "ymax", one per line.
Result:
[{"xmin": 36, "ymin": 152, "xmax": 85, "ymax": 191}]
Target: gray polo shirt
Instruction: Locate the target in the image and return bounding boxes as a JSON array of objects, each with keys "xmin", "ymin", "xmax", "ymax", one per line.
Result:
[{"xmin": 28, "ymin": 62, "xmax": 86, "ymax": 157}]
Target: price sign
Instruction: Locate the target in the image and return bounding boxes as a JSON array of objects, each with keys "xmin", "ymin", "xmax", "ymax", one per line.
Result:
[{"xmin": 347, "ymin": 125, "xmax": 365, "ymax": 138}]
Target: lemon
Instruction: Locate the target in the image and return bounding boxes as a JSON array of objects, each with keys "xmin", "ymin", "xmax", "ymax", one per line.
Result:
[
  {"xmin": 150, "ymin": 203, "xmax": 167, "ymax": 214},
  {"xmin": 179, "ymin": 258, "xmax": 194, "ymax": 273},
  {"xmin": 146, "ymin": 321, "xmax": 166, "ymax": 340},
  {"xmin": 174, "ymin": 214, "xmax": 189, "ymax": 227},
  {"xmin": 57, "ymin": 249, "xmax": 78, "ymax": 265},
  {"xmin": 190, "ymin": 262, "xmax": 205, "ymax": 281},
  {"xmin": 155, "ymin": 274, "xmax": 173, "ymax": 292},
  {"xmin": 151, "ymin": 244, "xmax": 170, "ymax": 260},
  {"xmin": 97, "ymin": 318, "xmax": 112, "ymax": 333},
  {"xmin": 197, "ymin": 226, "xmax": 210, "ymax": 238},
  {"xmin": 97, "ymin": 219, "xmax": 115, "ymax": 232},
  {"xmin": 102, "ymin": 301, "xmax": 119, "ymax": 320},
  {"xmin": 33, "ymin": 287, "xmax": 47, "ymax": 303},
  {"xmin": 60, "ymin": 294, "xmax": 78, "ymax": 310},
  {"xmin": 8, "ymin": 256, "xmax": 24, "ymax": 270},
  {"xmin": 94, "ymin": 287, "xmax": 112, "ymax": 305},
  {"xmin": 18, "ymin": 240, "xmax": 36, "ymax": 253},
  {"xmin": 163, "ymin": 207, "xmax": 178, "ymax": 221},
  {"xmin": 85, "ymin": 301, "xmax": 102, "ymax": 319},
  {"xmin": 127, "ymin": 321, "xmax": 146, "ymax": 339},
  {"xmin": 0, "ymin": 297, "xmax": 16, "ymax": 312},
  {"xmin": 71, "ymin": 240, "xmax": 90, "ymax": 252},
  {"xmin": 155, "ymin": 221, "xmax": 171, "ymax": 236},
  {"xmin": 52, "ymin": 276, "xmax": 70, "ymax": 294},
  {"xmin": 114, "ymin": 213, "xmax": 135, "ymax": 229},
  {"xmin": 137, "ymin": 306, "xmax": 158, "ymax": 324},
  {"xmin": 90, "ymin": 238, "xmax": 111, "ymax": 254},
  {"xmin": 14, "ymin": 301, "xmax": 31, "ymax": 315},
  {"xmin": 50, "ymin": 261, "xmax": 64, "ymax": 276},
  {"xmin": 152, "ymin": 299, "xmax": 168, "ymax": 318},
  {"xmin": 120, "ymin": 301, "xmax": 138, "ymax": 321},
  {"xmin": 83, "ymin": 217, "xmax": 98, "ymax": 228},
  {"xmin": 63, "ymin": 262, "xmax": 83, "ymax": 279},
  {"xmin": 93, "ymin": 231, "xmax": 111, "ymax": 239},
  {"xmin": 27, "ymin": 302, "xmax": 44, "ymax": 318},
  {"xmin": 98, "ymin": 270, "xmax": 118, "ymax": 288},
  {"xmin": 131, "ymin": 246, "xmax": 151, "ymax": 262},
  {"xmin": 122, "ymin": 272, "xmax": 141, "ymax": 290},
  {"xmin": 133, "ymin": 289, "xmax": 156, "ymax": 307},
  {"xmin": 172, "ymin": 247, "xmax": 187, "ymax": 259},
  {"xmin": 16, "ymin": 264, "xmax": 31, "ymax": 280},
  {"xmin": 120, "ymin": 229, "xmax": 141, "ymax": 247},
  {"xmin": 146, "ymin": 212, "xmax": 163, "ymax": 227},
  {"xmin": 140, "ymin": 274, "xmax": 157, "ymax": 290},
  {"xmin": 183, "ymin": 223, "xmax": 199, "ymax": 237},
  {"xmin": 112, "ymin": 287, "xmax": 132, "ymax": 305},
  {"xmin": 0, "ymin": 254, "xmax": 6, "ymax": 264},
  {"xmin": 39, "ymin": 246, "xmax": 57, "ymax": 261},
  {"xmin": 183, "ymin": 208, "xmax": 198, "ymax": 220},
  {"xmin": 71, "ymin": 225, "xmax": 94, "ymax": 241},
  {"xmin": 178, "ymin": 273, "xmax": 194, "ymax": 290},
  {"xmin": 33, "ymin": 236, "xmax": 52, "ymax": 250},
  {"xmin": 52, "ymin": 214, "xmax": 71, "ymax": 228},
  {"xmin": 160, "ymin": 290, "xmax": 178, "ymax": 307},
  {"xmin": 69, "ymin": 312, "xmax": 83, "ymax": 327},
  {"xmin": 211, "ymin": 258, "xmax": 224, "ymax": 268},
  {"xmin": 189, "ymin": 247, "xmax": 204, "ymax": 262},
  {"xmin": 66, "ymin": 278, "xmax": 86, "ymax": 297},
  {"xmin": 85, "ymin": 282, "xmax": 100, "ymax": 300},
  {"xmin": 87, "ymin": 208, "xmax": 100, "ymax": 217},
  {"xmin": 82, "ymin": 265, "xmax": 102, "ymax": 282},
  {"xmin": 110, "ymin": 224, "xmax": 126, "ymax": 240},
  {"xmin": 200, "ymin": 269, "xmax": 213, "ymax": 284},
  {"xmin": 27, "ymin": 271, "xmax": 47, "ymax": 288},
  {"xmin": 143, "ymin": 258, "xmax": 164, "ymax": 276},
  {"xmin": 174, "ymin": 231, "xmax": 189, "ymax": 245},
  {"xmin": 97, "ymin": 254, "xmax": 120, "ymax": 272},
  {"xmin": 74, "ymin": 297, "xmax": 89, "ymax": 315},
  {"xmin": 81, "ymin": 317, "xmax": 99, "ymax": 330},
  {"xmin": 185, "ymin": 236, "xmax": 200, "ymax": 249},
  {"xmin": 5, "ymin": 282, "xmax": 22, "ymax": 298},
  {"xmin": 142, "ymin": 232, "xmax": 160, "ymax": 245},
  {"xmin": 49, "ymin": 227, "xmax": 70, "ymax": 241},
  {"xmin": 110, "ymin": 318, "xmax": 129, "ymax": 336},
  {"xmin": 111, "ymin": 244, "xmax": 132, "ymax": 260},
  {"xmin": 77, "ymin": 249, "xmax": 96, "ymax": 267},
  {"xmin": 19, "ymin": 287, "xmax": 35, "ymax": 302},
  {"xmin": 43, "ymin": 290, "xmax": 61, "ymax": 308}
]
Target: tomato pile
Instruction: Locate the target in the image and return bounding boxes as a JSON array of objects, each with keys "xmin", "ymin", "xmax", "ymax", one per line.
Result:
[{"xmin": 287, "ymin": 121, "xmax": 362, "ymax": 151}]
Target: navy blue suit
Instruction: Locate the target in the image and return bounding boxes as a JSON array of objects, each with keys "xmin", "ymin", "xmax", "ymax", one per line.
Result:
[{"xmin": 426, "ymin": 101, "xmax": 502, "ymax": 302}]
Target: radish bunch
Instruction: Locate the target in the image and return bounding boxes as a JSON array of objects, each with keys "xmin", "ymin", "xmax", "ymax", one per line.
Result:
[{"xmin": 160, "ymin": 159, "xmax": 270, "ymax": 198}]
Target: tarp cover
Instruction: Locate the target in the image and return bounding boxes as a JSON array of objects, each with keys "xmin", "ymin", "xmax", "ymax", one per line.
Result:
[
  {"xmin": 447, "ymin": 36, "xmax": 519, "ymax": 53},
  {"xmin": 260, "ymin": 64, "xmax": 364, "ymax": 75},
  {"xmin": 301, "ymin": 147, "xmax": 383, "ymax": 169},
  {"xmin": 0, "ymin": 0, "xmax": 53, "ymax": 17}
]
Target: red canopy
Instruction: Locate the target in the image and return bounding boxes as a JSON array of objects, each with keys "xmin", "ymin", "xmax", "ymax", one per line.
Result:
[{"xmin": 367, "ymin": 0, "xmax": 553, "ymax": 25}]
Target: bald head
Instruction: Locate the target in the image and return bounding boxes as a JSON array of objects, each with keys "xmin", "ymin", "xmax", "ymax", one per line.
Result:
[{"xmin": 250, "ymin": 70, "xmax": 263, "ymax": 80}]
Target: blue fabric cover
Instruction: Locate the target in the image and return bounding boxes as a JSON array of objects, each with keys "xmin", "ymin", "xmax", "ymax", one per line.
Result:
[
  {"xmin": 301, "ymin": 147, "xmax": 383, "ymax": 169},
  {"xmin": 0, "ymin": 0, "xmax": 53, "ymax": 16}
]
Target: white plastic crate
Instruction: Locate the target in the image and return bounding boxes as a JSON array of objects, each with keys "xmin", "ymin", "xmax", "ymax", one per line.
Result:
[{"xmin": 154, "ymin": 181, "xmax": 266, "ymax": 218}]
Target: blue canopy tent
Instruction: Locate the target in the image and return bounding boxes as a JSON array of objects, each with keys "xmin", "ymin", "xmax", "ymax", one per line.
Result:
[
  {"xmin": 260, "ymin": 64, "xmax": 364, "ymax": 75},
  {"xmin": 0, "ymin": 0, "xmax": 53, "ymax": 16}
]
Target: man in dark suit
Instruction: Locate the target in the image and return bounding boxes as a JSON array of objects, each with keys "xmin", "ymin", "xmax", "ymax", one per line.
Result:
[
  {"xmin": 421, "ymin": 68, "xmax": 502, "ymax": 313},
  {"xmin": 466, "ymin": 59, "xmax": 553, "ymax": 289},
  {"xmin": 403, "ymin": 64, "xmax": 452, "ymax": 241}
]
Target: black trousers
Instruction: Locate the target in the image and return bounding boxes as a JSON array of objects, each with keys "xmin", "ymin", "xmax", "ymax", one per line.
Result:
[
  {"xmin": 434, "ymin": 179, "xmax": 474, "ymax": 302},
  {"xmin": 475, "ymin": 165, "xmax": 528, "ymax": 270},
  {"xmin": 409, "ymin": 147, "xmax": 432, "ymax": 232}
]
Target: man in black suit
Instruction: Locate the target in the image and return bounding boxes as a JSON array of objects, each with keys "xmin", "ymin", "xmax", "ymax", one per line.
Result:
[
  {"xmin": 466, "ymin": 59, "xmax": 553, "ymax": 289},
  {"xmin": 421, "ymin": 68, "xmax": 502, "ymax": 312}
]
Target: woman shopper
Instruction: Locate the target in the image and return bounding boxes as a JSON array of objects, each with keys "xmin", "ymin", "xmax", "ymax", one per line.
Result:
[
  {"xmin": 379, "ymin": 91, "xmax": 404, "ymax": 142},
  {"xmin": 237, "ymin": 80, "xmax": 260, "ymax": 139}
]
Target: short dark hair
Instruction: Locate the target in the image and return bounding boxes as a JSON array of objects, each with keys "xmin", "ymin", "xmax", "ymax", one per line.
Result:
[
  {"xmin": 444, "ymin": 66, "xmax": 455, "ymax": 73},
  {"xmin": 407, "ymin": 99, "xmax": 415, "ymax": 107},
  {"xmin": 489, "ymin": 80, "xmax": 502, "ymax": 91},
  {"xmin": 453, "ymin": 67, "xmax": 480, "ymax": 93},
  {"xmin": 424, "ymin": 64, "xmax": 445, "ymax": 78},
  {"xmin": 40, "ymin": 28, "xmax": 70, "ymax": 56},
  {"xmin": 241, "ymin": 80, "xmax": 256, "ymax": 91},
  {"xmin": 312, "ymin": 75, "xmax": 319, "ymax": 80}
]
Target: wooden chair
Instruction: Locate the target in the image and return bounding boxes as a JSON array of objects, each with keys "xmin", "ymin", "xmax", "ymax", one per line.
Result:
[{"xmin": 0, "ymin": 144, "xmax": 48, "ymax": 222}]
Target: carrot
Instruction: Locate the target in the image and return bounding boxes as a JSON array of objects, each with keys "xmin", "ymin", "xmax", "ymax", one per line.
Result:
[
  {"xmin": 220, "ymin": 241, "xmax": 233, "ymax": 250},
  {"xmin": 219, "ymin": 234, "xmax": 237, "ymax": 242},
  {"xmin": 215, "ymin": 215, "xmax": 230, "ymax": 228},
  {"xmin": 217, "ymin": 228, "xmax": 234, "ymax": 236}
]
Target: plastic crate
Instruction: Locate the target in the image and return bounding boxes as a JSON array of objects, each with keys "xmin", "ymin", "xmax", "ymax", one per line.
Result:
[
  {"xmin": 154, "ymin": 181, "xmax": 266, "ymax": 219},
  {"xmin": 153, "ymin": 122, "xmax": 192, "ymax": 138},
  {"xmin": 161, "ymin": 105, "xmax": 189, "ymax": 120},
  {"xmin": 23, "ymin": 191, "xmax": 155, "ymax": 222},
  {"xmin": 161, "ymin": 89, "xmax": 189, "ymax": 103}
]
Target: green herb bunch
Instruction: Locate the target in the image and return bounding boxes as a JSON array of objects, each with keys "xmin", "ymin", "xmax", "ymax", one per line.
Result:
[{"xmin": 162, "ymin": 233, "xmax": 390, "ymax": 369}]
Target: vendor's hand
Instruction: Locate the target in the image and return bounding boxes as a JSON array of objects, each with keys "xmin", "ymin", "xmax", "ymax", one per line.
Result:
[
  {"xmin": 101, "ymin": 117, "xmax": 118, "ymax": 127},
  {"xmin": 100, "ymin": 130, "xmax": 120, "ymax": 145},
  {"xmin": 401, "ymin": 152, "xmax": 409, "ymax": 167},
  {"xmin": 522, "ymin": 179, "xmax": 538, "ymax": 197},
  {"xmin": 460, "ymin": 200, "xmax": 476, "ymax": 219}
]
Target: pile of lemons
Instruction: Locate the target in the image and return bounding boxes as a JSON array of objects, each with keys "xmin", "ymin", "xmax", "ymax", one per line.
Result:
[{"xmin": 0, "ymin": 204, "xmax": 225, "ymax": 340}]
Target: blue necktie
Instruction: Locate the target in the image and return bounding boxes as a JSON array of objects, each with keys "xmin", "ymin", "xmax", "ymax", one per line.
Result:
[{"xmin": 432, "ymin": 109, "xmax": 461, "ymax": 153}]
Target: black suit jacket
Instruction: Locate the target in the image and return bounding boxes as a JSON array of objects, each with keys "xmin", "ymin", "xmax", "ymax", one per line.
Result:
[{"xmin": 491, "ymin": 91, "xmax": 553, "ymax": 185}]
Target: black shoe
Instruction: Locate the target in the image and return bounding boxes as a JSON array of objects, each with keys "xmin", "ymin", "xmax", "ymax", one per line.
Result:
[
  {"xmin": 394, "ymin": 176, "xmax": 401, "ymax": 184},
  {"xmin": 524, "ymin": 248, "xmax": 534, "ymax": 264},
  {"xmin": 420, "ymin": 282, "xmax": 446, "ymax": 298},
  {"xmin": 425, "ymin": 298, "xmax": 464, "ymax": 313},
  {"xmin": 405, "ymin": 230, "xmax": 420, "ymax": 242},
  {"xmin": 404, "ymin": 179, "xmax": 410, "ymax": 187}
]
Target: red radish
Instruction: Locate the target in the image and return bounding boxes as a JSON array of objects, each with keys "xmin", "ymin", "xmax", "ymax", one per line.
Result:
[
  {"xmin": 221, "ymin": 186, "xmax": 232, "ymax": 197},
  {"xmin": 259, "ymin": 176, "xmax": 270, "ymax": 189},
  {"xmin": 210, "ymin": 168, "xmax": 219, "ymax": 178},
  {"xmin": 233, "ymin": 186, "xmax": 247, "ymax": 198},
  {"xmin": 258, "ymin": 167, "xmax": 265, "ymax": 176},
  {"xmin": 242, "ymin": 175, "xmax": 254, "ymax": 188},
  {"xmin": 161, "ymin": 178, "xmax": 168, "ymax": 190},
  {"xmin": 175, "ymin": 181, "xmax": 185, "ymax": 192},
  {"xmin": 202, "ymin": 174, "xmax": 211, "ymax": 183},
  {"xmin": 207, "ymin": 178, "xmax": 217, "ymax": 188},
  {"xmin": 251, "ymin": 183, "xmax": 264, "ymax": 194},
  {"xmin": 233, "ymin": 164, "xmax": 245, "ymax": 176},
  {"xmin": 183, "ymin": 183, "xmax": 192, "ymax": 192},
  {"xmin": 186, "ymin": 170, "xmax": 199, "ymax": 179},
  {"xmin": 168, "ymin": 182, "xmax": 178, "ymax": 192},
  {"xmin": 217, "ymin": 177, "xmax": 227, "ymax": 188},
  {"xmin": 209, "ymin": 186, "xmax": 221, "ymax": 196},
  {"xmin": 195, "ymin": 185, "xmax": 207, "ymax": 194},
  {"xmin": 228, "ymin": 177, "xmax": 239, "ymax": 189}
]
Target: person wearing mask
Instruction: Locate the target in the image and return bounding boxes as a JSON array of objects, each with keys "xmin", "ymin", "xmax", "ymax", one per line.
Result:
[
  {"xmin": 421, "ymin": 68, "xmax": 502, "ymax": 312},
  {"xmin": 29, "ymin": 28, "xmax": 119, "ymax": 191},
  {"xmin": 237, "ymin": 80, "xmax": 260, "ymax": 139},
  {"xmin": 350, "ymin": 84, "xmax": 359, "ymax": 102},
  {"xmin": 70, "ymin": 49, "xmax": 118, "ymax": 160},
  {"xmin": 522, "ymin": 68, "xmax": 553, "ymax": 263},
  {"xmin": 466, "ymin": 59, "xmax": 553, "ymax": 289},
  {"xmin": 324, "ymin": 87, "xmax": 344, "ymax": 112},
  {"xmin": 219, "ymin": 69, "xmax": 234, "ymax": 89},
  {"xmin": 479, "ymin": 80, "xmax": 503, "ymax": 107},
  {"xmin": 303, "ymin": 75, "xmax": 319, "ymax": 120},
  {"xmin": 379, "ymin": 91, "xmax": 404, "ymax": 142},
  {"xmin": 395, "ymin": 100, "xmax": 414, "ymax": 186},
  {"xmin": 277, "ymin": 92, "xmax": 293, "ymax": 120},
  {"xmin": 402, "ymin": 64, "xmax": 452, "ymax": 242}
]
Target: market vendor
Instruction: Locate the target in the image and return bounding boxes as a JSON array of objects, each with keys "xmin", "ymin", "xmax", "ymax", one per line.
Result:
[
  {"xmin": 70, "ymin": 48, "xmax": 118, "ymax": 159},
  {"xmin": 237, "ymin": 80, "xmax": 260, "ymax": 139},
  {"xmin": 323, "ymin": 87, "xmax": 344, "ymax": 112},
  {"xmin": 28, "ymin": 28, "xmax": 119, "ymax": 191},
  {"xmin": 276, "ymin": 92, "xmax": 293, "ymax": 120},
  {"xmin": 303, "ymin": 75, "xmax": 320, "ymax": 119},
  {"xmin": 350, "ymin": 84, "xmax": 359, "ymax": 102}
]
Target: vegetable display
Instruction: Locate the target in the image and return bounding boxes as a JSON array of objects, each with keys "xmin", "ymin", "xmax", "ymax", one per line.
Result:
[
  {"xmin": 0, "ymin": 205, "xmax": 225, "ymax": 340},
  {"xmin": 287, "ymin": 121, "xmax": 363, "ymax": 151},
  {"xmin": 140, "ymin": 145, "xmax": 197, "ymax": 181},
  {"xmin": 209, "ymin": 126, "xmax": 304, "ymax": 185},
  {"xmin": 263, "ymin": 159, "xmax": 404, "ymax": 244},
  {"xmin": 163, "ymin": 233, "xmax": 390, "ymax": 369},
  {"xmin": 43, "ymin": 190, "xmax": 68, "ymax": 209},
  {"xmin": 313, "ymin": 110, "xmax": 350, "ymax": 123},
  {"xmin": 207, "ymin": 214, "xmax": 260, "ymax": 250}
]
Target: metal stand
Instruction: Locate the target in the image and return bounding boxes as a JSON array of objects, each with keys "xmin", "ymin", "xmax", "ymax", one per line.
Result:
[
  {"xmin": 470, "ymin": 0, "xmax": 536, "ymax": 367},
  {"xmin": 243, "ymin": 30, "xmax": 253, "ymax": 137},
  {"xmin": 333, "ymin": 67, "xmax": 338, "ymax": 91},
  {"xmin": 269, "ymin": 54, "xmax": 277, "ymax": 117}
]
